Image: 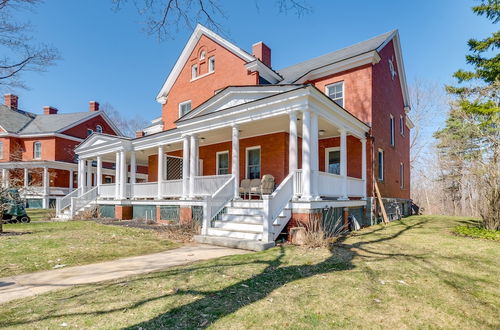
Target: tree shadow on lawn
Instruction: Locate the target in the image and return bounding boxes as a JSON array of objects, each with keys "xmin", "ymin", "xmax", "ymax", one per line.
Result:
[{"xmin": 3, "ymin": 217, "xmax": 495, "ymax": 329}]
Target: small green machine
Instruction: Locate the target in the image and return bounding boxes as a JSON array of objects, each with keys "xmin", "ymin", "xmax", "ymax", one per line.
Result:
[{"xmin": 1, "ymin": 189, "xmax": 31, "ymax": 223}]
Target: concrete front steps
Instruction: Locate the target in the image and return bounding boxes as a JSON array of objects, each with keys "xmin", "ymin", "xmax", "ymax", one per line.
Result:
[{"xmin": 194, "ymin": 199, "xmax": 290, "ymax": 251}]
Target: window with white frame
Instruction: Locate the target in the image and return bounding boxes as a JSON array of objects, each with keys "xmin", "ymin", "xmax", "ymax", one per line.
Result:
[
  {"xmin": 200, "ymin": 50, "xmax": 206, "ymax": 60},
  {"xmin": 208, "ymin": 56, "xmax": 215, "ymax": 73},
  {"xmin": 400, "ymin": 162, "xmax": 404, "ymax": 189},
  {"xmin": 400, "ymin": 115, "xmax": 404, "ymax": 136},
  {"xmin": 191, "ymin": 64, "xmax": 198, "ymax": 79},
  {"xmin": 178, "ymin": 101, "xmax": 192, "ymax": 118},
  {"xmin": 326, "ymin": 81, "xmax": 344, "ymax": 107},
  {"xmin": 325, "ymin": 147, "xmax": 341, "ymax": 175},
  {"xmin": 87, "ymin": 128, "xmax": 93, "ymax": 136},
  {"xmin": 378, "ymin": 149, "xmax": 384, "ymax": 181},
  {"xmin": 0, "ymin": 142, "xmax": 3, "ymax": 160},
  {"xmin": 390, "ymin": 115, "xmax": 395, "ymax": 147},
  {"xmin": 216, "ymin": 151, "xmax": 229, "ymax": 175},
  {"xmin": 246, "ymin": 147, "xmax": 261, "ymax": 179},
  {"xmin": 34, "ymin": 141, "xmax": 42, "ymax": 159},
  {"xmin": 96, "ymin": 125, "xmax": 103, "ymax": 134}
]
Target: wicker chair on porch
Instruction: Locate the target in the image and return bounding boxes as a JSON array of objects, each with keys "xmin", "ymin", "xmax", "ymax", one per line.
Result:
[
  {"xmin": 248, "ymin": 179, "xmax": 262, "ymax": 199},
  {"xmin": 239, "ymin": 179, "xmax": 251, "ymax": 199},
  {"xmin": 249, "ymin": 175, "xmax": 275, "ymax": 199}
]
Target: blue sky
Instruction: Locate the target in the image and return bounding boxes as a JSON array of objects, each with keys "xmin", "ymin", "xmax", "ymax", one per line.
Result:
[{"xmin": 6, "ymin": 0, "xmax": 496, "ymax": 124}]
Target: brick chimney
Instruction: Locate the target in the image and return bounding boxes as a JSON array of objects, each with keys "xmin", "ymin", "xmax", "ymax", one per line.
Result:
[
  {"xmin": 252, "ymin": 42, "xmax": 272, "ymax": 68},
  {"xmin": 135, "ymin": 130, "xmax": 145, "ymax": 138},
  {"xmin": 4, "ymin": 94, "xmax": 18, "ymax": 109},
  {"xmin": 43, "ymin": 106, "xmax": 58, "ymax": 115},
  {"xmin": 89, "ymin": 101, "xmax": 99, "ymax": 112}
]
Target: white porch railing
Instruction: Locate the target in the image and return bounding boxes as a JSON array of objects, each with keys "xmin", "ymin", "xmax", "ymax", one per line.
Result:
[
  {"xmin": 347, "ymin": 177, "xmax": 364, "ymax": 197},
  {"xmin": 263, "ymin": 171, "xmax": 294, "ymax": 242},
  {"xmin": 162, "ymin": 179, "xmax": 183, "ymax": 197},
  {"xmin": 99, "ymin": 183, "xmax": 115, "ymax": 198},
  {"xmin": 203, "ymin": 176, "xmax": 235, "ymax": 235},
  {"xmin": 293, "ymin": 169, "xmax": 302, "ymax": 196},
  {"xmin": 130, "ymin": 182, "xmax": 157, "ymax": 199},
  {"xmin": 56, "ymin": 187, "xmax": 82, "ymax": 216},
  {"xmin": 317, "ymin": 171, "xmax": 343, "ymax": 197},
  {"xmin": 193, "ymin": 175, "xmax": 232, "ymax": 196},
  {"xmin": 71, "ymin": 186, "xmax": 98, "ymax": 216},
  {"xmin": 22, "ymin": 186, "xmax": 71, "ymax": 196}
]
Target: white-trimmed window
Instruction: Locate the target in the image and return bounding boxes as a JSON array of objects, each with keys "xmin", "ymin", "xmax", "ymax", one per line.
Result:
[
  {"xmin": 400, "ymin": 115, "xmax": 404, "ymax": 136},
  {"xmin": 390, "ymin": 114, "xmax": 395, "ymax": 147},
  {"xmin": 216, "ymin": 151, "xmax": 229, "ymax": 175},
  {"xmin": 200, "ymin": 50, "xmax": 206, "ymax": 60},
  {"xmin": 179, "ymin": 100, "xmax": 192, "ymax": 118},
  {"xmin": 400, "ymin": 162, "xmax": 404, "ymax": 189},
  {"xmin": 0, "ymin": 141, "xmax": 3, "ymax": 160},
  {"xmin": 34, "ymin": 141, "xmax": 42, "ymax": 159},
  {"xmin": 87, "ymin": 129, "xmax": 93, "ymax": 136},
  {"xmin": 191, "ymin": 64, "xmax": 198, "ymax": 79},
  {"xmin": 326, "ymin": 81, "xmax": 344, "ymax": 107},
  {"xmin": 96, "ymin": 125, "xmax": 103, "ymax": 134},
  {"xmin": 378, "ymin": 149, "xmax": 384, "ymax": 181},
  {"xmin": 208, "ymin": 56, "xmax": 215, "ymax": 73},
  {"xmin": 246, "ymin": 146, "xmax": 261, "ymax": 179},
  {"xmin": 325, "ymin": 147, "xmax": 341, "ymax": 175}
]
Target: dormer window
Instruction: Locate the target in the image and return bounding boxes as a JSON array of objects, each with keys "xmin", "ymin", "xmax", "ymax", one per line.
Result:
[
  {"xmin": 200, "ymin": 50, "xmax": 206, "ymax": 60},
  {"xmin": 208, "ymin": 56, "xmax": 215, "ymax": 72},
  {"xmin": 192, "ymin": 64, "xmax": 198, "ymax": 79}
]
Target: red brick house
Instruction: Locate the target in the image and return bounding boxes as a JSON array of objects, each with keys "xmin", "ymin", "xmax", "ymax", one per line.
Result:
[
  {"xmin": 0, "ymin": 96, "xmax": 145, "ymax": 208},
  {"xmin": 69, "ymin": 25, "xmax": 413, "ymax": 250}
]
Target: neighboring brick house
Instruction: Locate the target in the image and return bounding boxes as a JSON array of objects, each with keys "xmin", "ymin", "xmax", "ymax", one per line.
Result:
[
  {"xmin": 71, "ymin": 25, "xmax": 413, "ymax": 250},
  {"xmin": 0, "ymin": 96, "xmax": 143, "ymax": 208}
]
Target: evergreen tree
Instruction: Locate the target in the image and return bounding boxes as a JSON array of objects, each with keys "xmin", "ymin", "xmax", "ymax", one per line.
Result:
[{"xmin": 435, "ymin": 0, "xmax": 499, "ymax": 229}]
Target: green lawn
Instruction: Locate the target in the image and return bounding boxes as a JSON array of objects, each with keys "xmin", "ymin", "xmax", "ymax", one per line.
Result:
[
  {"xmin": 0, "ymin": 221, "xmax": 176, "ymax": 277},
  {"xmin": 0, "ymin": 216, "xmax": 499, "ymax": 329}
]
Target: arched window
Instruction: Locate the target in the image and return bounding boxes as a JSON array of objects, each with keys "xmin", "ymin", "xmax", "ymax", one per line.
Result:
[
  {"xmin": 96, "ymin": 125, "xmax": 103, "ymax": 133},
  {"xmin": 87, "ymin": 129, "xmax": 93, "ymax": 136},
  {"xmin": 34, "ymin": 141, "xmax": 42, "ymax": 159},
  {"xmin": 200, "ymin": 50, "xmax": 206, "ymax": 60}
]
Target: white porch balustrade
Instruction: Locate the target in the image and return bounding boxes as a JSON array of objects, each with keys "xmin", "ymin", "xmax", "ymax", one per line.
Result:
[
  {"xmin": 347, "ymin": 177, "xmax": 365, "ymax": 197},
  {"xmin": 193, "ymin": 174, "xmax": 232, "ymax": 196},
  {"xmin": 293, "ymin": 170, "xmax": 365, "ymax": 199},
  {"xmin": 162, "ymin": 179, "xmax": 183, "ymax": 197},
  {"xmin": 99, "ymin": 183, "xmax": 116, "ymax": 198}
]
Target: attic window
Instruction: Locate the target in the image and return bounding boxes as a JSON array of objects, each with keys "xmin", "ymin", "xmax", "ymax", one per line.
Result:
[
  {"xmin": 87, "ymin": 129, "xmax": 94, "ymax": 136},
  {"xmin": 192, "ymin": 64, "xmax": 198, "ymax": 79},
  {"xmin": 200, "ymin": 50, "xmax": 206, "ymax": 60},
  {"xmin": 179, "ymin": 100, "xmax": 192, "ymax": 118},
  {"xmin": 209, "ymin": 56, "xmax": 215, "ymax": 72},
  {"xmin": 96, "ymin": 125, "xmax": 103, "ymax": 134}
]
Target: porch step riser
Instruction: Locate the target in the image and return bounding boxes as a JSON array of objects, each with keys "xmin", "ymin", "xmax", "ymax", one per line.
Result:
[
  {"xmin": 213, "ymin": 221, "xmax": 263, "ymax": 232},
  {"xmin": 225, "ymin": 207, "xmax": 264, "ymax": 216},
  {"xmin": 231, "ymin": 201, "xmax": 263, "ymax": 208},
  {"xmin": 207, "ymin": 228, "xmax": 263, "ymax": 240},
  {"xmin": 221, "ymin": 214, "xmax": 263, "ymax": 222}
]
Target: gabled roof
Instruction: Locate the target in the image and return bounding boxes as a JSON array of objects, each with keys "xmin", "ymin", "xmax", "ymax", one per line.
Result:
[
  {"xmin": 0, "ymin": 105, "xmax": 35, "ymax": 133},
  {"xmin": 277, "ymin": 30, "xmax": 395, "ymax": 84},
  {"xmin": 20, "ymin": 112, "xmax": 98, "ymax": 134},
  {"xmin": 156, "ymin": 24, "xmax": 256, "ymax": 103}
]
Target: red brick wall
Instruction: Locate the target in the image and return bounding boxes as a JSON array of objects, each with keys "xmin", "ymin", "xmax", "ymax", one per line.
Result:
[
  {"xmin": 162, "ymin": 35, "xmax": 259, "ymax": 130},
  {"xmin": 372, "ymin": 40, "xmax": 410, "ymax": 199},
  {"xmin": 308, "ymin": 64, "xmax": 373, "ymax": 124},
  {"xmin": 61, "ymin": 114, "xmax": 116, "ymax": 139},
  {"xmin": 318, "ymin": 136, "xmax": 362, "ymax": 179}
]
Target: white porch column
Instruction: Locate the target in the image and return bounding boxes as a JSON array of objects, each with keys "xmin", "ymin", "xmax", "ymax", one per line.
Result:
[
  {"xmin": 86, "ymin": 159, "xmax": 92, "ymax": 189},
  {"xmin": 96, "ymin": 156, "xmax": 102, "ymax": 191},
  {"xmin": 115, "ymin": 152, "xmax": 120, "ymax": 199},
  {"xmin": 42, "ymin": 166, "xmax": 49, "ymax": 208},
  {"xmin": 1, "ymin": 168, "xmax": 7, "ymax": 188},
  {"xmin": 182, "ymin": 135, "xmax": 190, "ymax": 199},
  {"xmin": 361, "ymin": 138, "xmax": 367, "ymax": 200},
  {"xmin": 157, "ymin": 145, "xmax": 164, "ymax": 199},
  {"xmin": 340, "ymin": 128, "xmax": 349, "ymax": 200},
  {"xmin": 189, "ymin": 134, "xmax": 199, "ymax": 198},
  {"xmin": 232, "ymin": 124, "xmax": 240, "ymax": 199},
  {"xmin": 24, "ymin": 168, "xmax": 29, "ymax": 188},
  {"xmin": 120, "ymin": 150, "xmax": 127, "ymax": 199},
  {"xmin": 78, "ymin": 159, "xmax": 85, "ymax": 192},
  {"xmin": 69, "ymin": 169, "xmax": 74, "ymax": 191},
  {"xmin": 289, "ymin": 111, "xmax": 298, "ymax": 173},
  {"xmin": 311, "ymin": 112, "xmax": 319, "ymax": 200},
  {"xmin": 301, "ymin": 110, "xmax": 312, "ymax": 200},
  {"xmin": 130, "ymin": 151, "xmax": 136, "ymax": 184}
]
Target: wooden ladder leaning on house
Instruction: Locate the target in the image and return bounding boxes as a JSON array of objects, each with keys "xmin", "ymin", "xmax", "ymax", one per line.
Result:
[{"xmin": 374, "ymin": 181, "xmax": 389, "ymax": 224}]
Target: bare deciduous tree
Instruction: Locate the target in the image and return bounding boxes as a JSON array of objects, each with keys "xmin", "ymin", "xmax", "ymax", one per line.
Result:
[
  {"xmin": 0, "ymin": 0, "xmax": 60, "ymax": 89},
  {"xmin": 101, "ymin": 102, "xmax": 148, "ymax": 137},
  {"xmin": 111, "ymin": 0, "xmax": 311, "ymax": 40}
]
